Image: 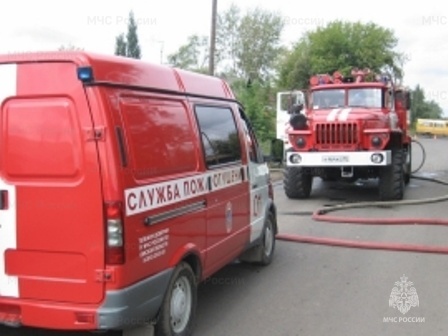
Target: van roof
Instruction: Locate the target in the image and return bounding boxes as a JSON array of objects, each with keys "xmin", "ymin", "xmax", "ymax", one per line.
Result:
[{"xmin": 0, "ymin": 51, "xmax": 235, "ymax": 100}]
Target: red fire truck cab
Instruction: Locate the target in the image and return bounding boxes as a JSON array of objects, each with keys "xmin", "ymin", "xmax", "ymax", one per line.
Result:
[{"xmin": 0, "ymin": 51, "xmax": 277, "ymax": 335}]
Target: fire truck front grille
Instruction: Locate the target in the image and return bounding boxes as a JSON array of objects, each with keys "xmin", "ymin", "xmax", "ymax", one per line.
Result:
[{"xmin": 315, "ymin": 123, "xmax": 358, "ymax": 146}]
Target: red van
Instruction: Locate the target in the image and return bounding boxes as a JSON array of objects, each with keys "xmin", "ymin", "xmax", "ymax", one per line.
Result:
[{"xmin": 0, "ymin": 51, "xmax": 277, "ymax": 335}]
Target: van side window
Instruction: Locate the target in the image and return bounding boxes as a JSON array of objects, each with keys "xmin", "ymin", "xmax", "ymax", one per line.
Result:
[
  {"xmin": 194, "ymin": 105, "xmax": 242, "ymax": 168},
  {"xmin": 120, "ymin": 97, "xmax": 197, "ymax": 179}
]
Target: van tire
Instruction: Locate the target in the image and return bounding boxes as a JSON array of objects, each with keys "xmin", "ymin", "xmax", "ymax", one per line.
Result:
[
  {"xmin": 379, "ymin": 148, "xmax": 404, "ymax": 201},
  {"xmin": 155, "ymin": 262, "xmax": 197, "ymax": 336},
  {"xmin": 258, "ymin": 213, "xmax": 276, "ymax": 266},
  {"xmin": 239, "ymin": 213, "xmax": 276, "ymax": 266},
  {"xmin": 283, "ymin": 167, "xmax": 313, "ymax": 199}
]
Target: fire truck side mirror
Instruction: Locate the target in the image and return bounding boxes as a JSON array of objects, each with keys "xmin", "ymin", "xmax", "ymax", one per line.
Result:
[
  {"xmin": 288, "ymin": 103, "xmax": 303, "ymax": 114},
  {"xmin": 405, "ymin": 92, "xmax": 411, "ymax": 110}
]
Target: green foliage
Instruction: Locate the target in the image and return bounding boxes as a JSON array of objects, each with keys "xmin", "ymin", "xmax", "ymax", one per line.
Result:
[
  {"xmin": 277, "ymin": 20, "xmax": 405, "ymax": 90},
  {"xmin": 167, "ymin": 4, "xmax": 284, "ymax": 83},
  {"xmin": 232, "ymin": 79, "xmax": 275, "ymax": 143},
  {"xmin": 410, "ymin": 85, "xmax": 443, "ymax": 124},
  {"xmin": 126, "ymin": 11, "xmax": 142, "ymax": 59},
  {"xmin": 114, "ymin": 11, "xmax": 142, "ymax": 59},
  {"xmin": 232, "ymin": 6, "xmax": 284, "ymax": 81},
  {"xmin": 114, "ymin": 33, "xmax": 127, "ymax": 56},
  {"xmin": 166, "ymin": 35, "xmax": 209, "ymax": 73}
]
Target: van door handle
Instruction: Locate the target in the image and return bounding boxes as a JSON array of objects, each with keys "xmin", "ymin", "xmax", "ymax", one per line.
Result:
[
  {"xmin": 0, "ymin": 190, "xmax": 8, "ymax": 210},
  {"xmin": 252, "ymin": 184, "xmax": 258, "ymax": 189}
]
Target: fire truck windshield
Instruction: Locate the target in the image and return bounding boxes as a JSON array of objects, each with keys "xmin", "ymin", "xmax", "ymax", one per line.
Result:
[
  {"xmin": 348, "ymin": 88, "xmax": 382, "ymax": 108},
  {"xmin": 311, "ymin": 89, "xmax": 345, "ymax": 109},
  {"xmin": 311, "ymin": 88, "xmax": 383, "ymax": 109}
]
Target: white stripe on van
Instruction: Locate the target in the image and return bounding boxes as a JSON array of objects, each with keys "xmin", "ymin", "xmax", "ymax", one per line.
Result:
[{"xmin": 0, "ymin": 64, "xmax": 19, "ymax": 298}]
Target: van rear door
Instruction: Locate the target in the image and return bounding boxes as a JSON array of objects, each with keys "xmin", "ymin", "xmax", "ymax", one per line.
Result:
[{"xmin": 0, "ymin": 62, "xmax": 105, "ymax": 304}]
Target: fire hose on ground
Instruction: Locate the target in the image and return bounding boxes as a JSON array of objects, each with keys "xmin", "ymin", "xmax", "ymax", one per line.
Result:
[{"xmin": 275, "ymin": 139, "xmax": 448, "ymax": 254}]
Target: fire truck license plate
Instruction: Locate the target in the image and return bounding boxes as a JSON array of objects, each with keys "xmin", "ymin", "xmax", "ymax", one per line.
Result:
[{"xmin": 322, "ymin": 155, "xmax": 349, "ymax": 163}]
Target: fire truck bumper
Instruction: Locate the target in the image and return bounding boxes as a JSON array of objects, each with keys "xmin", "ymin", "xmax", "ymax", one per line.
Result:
[{"xmin": 286, "ymin": 150, "xmax": 392, "ymax": 167}]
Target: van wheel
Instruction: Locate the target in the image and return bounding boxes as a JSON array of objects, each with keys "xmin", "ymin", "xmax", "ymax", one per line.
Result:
[
  {"xmin": 155, "ymin": 262, "xmax": 197, "ymax": 336},
  {"xmin": 239, "ymin": 213, "xmax": 276, "ymax": 266},
  {"xmin": 258, "ymin": 214, "xmax": 276, "ymax": 266}
]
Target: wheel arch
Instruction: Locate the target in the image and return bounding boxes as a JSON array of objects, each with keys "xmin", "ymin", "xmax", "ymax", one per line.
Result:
[{"xmin": 168, "ymin": 244, "xmax": 203, "ymax": 283}]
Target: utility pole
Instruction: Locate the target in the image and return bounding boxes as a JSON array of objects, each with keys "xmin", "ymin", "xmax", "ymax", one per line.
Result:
[{"xmin": 209, "ymin": 0, "xmax": 217, "ymax": 76}]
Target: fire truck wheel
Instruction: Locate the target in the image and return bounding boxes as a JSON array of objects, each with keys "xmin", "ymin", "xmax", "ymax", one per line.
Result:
[
  {"xmin": 283, "ymin": 167, "xmax": 313, "ymax": 199},
  {"xmin": 155, "ymin": 262, "xmax": 197, "ymax": 336},
  {"xmin": 378, "ymin": 148, "xmax": 404, "ymax": 201},
  {"xmin": 404, "ymin": 144, "xmax": 411, "ymax": 185}
]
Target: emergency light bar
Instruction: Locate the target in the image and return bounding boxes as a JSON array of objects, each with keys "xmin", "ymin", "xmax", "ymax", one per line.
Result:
[
  {"xmin": 309, "ymin": 68, "xmax": 390, "ymax": 86},
  {"xmin": 77, "ymin": 66, "xmax": 94, "ymax": 82}
]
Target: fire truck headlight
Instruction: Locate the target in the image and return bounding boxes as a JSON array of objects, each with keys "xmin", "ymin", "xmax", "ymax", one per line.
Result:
[
  {"xmin": 371, "ymin": 136, "xmax": 382, "ymax": 147},
  {"xmin": 290, "ymin": 154, "xmax": 302, "ymax": 164},
  {"xmin": 371, "ymin": 153, "xmax": 384, "ymax": 164},
  {"xmin": 296, "ymin": 137, "xmax": 306, "ymax": 148}
]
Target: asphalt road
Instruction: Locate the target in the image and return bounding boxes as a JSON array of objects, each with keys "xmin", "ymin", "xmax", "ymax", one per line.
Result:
[{"xmin": 2, "ymin": 137, "xmax": 448, "ymax": 336}]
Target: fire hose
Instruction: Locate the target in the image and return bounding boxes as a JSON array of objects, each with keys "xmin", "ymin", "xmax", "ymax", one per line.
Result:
[{"xmin": 275, "ymin": 139, "xmax": 448, "ymax": 254}]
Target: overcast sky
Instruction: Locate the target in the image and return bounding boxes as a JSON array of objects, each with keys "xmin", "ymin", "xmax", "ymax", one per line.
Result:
[{"xmin": 1, "ymin": 0, "xmax": 447, "ymax": 114}]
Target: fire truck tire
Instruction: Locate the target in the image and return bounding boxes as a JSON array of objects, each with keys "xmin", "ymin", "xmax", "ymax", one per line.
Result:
[
  {"xmin": 379, "ymin": 148, "xmax": 404, "ymax": 201},
  {"xmin": 404, "ymin": 144, "xmax": 411, "ymax": 185},
  {"xmin": 283, "ymin": 167, "xmax": 313, "ymax": 199},
  {"xmin": 155, "ymin": 262, "xmax": 197, "ymax": 336}
]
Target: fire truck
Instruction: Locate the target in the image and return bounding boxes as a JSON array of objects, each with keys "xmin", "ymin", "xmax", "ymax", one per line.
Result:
[{"xmin": 277, "ymin": 68, "xmax": 412, "ymax": 201}]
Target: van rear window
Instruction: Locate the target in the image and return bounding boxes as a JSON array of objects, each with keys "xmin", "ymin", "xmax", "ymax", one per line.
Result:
[
  {"xmin": 2, "ymin": 98, "xmax": 80, "ymax": 180},
  {"xmin": 120, "ymin": 97, "xmax": 197, "ymax": 179},
  {"xmin": 194, "ymin": 105, "xmax": 242, "ymax": 168}
]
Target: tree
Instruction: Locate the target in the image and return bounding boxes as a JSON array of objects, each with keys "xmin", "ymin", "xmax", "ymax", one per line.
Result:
[
  {"xmin": 232, "ymin": 79, "xmax": 276, "ymax": 144},
  {"xmin": 277, "ymin": 20, "xmax": 406, "ymax": 90},
  {"xmin": 410, "ymin": 84, "xmax": 425, "ymax": 124},
  {"xmin": 58, "ymin": 44, "xmax": 83, "ymax": 51},
  {"xmin": 410, "ymin": 85, "xmax": 443, "ymax": 124},
  {"xmin": 114, "ymin": 33, "xmax": 127, "ymax": 56},
  {"xmin": 235, "ymin": 7, "xmax": 284, "ymax": 82},
  {"xmin": 126, "ymin": 11, "xmax": 141, "ymax": 59},
  {"xmin": 216, "ymin": 4, "xmax": 241, "ymax": 75},
  {"xmin": 167, "ymin": 35, "xmax": 209, "ymax": 73},
  {"xmin": 114, "ymin": 11, "xmax": 142, "ymax": 59},
  {"xmin": 167, "ymin": 4, "xmax": 284, "ymax": 83}
]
